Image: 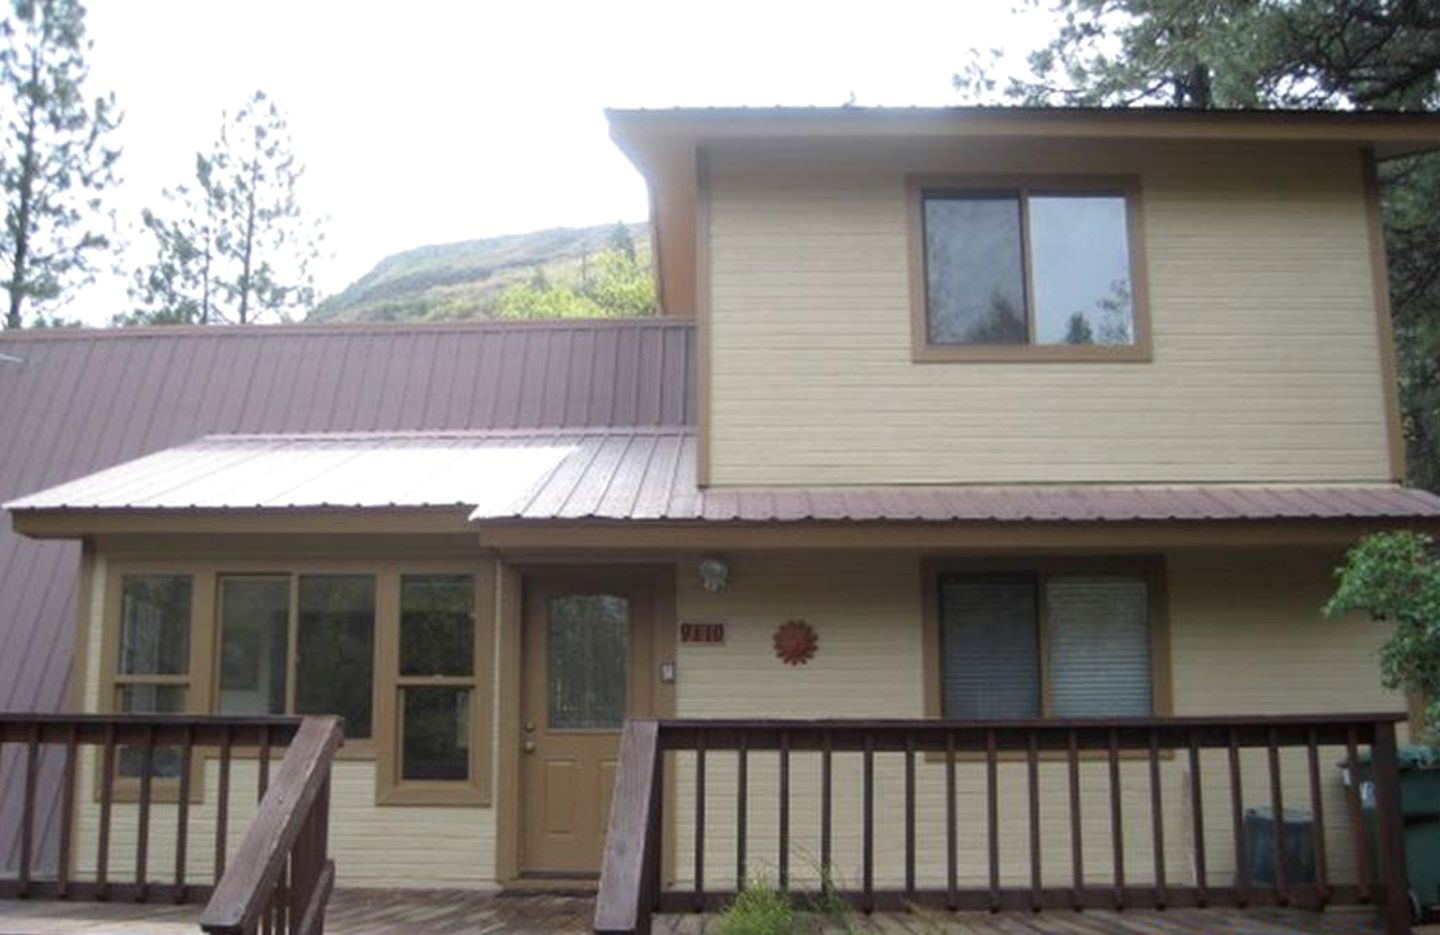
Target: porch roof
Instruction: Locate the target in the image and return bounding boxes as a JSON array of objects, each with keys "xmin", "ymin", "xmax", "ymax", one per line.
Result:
[{"xmin": 6, "ymin": 428, "xmax": 1440, "ymax": 527}]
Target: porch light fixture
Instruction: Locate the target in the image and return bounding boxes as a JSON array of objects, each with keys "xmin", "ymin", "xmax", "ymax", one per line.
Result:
[{"xmin": 698, "ymin": 557, "xmax": 729, "ymax": 592}]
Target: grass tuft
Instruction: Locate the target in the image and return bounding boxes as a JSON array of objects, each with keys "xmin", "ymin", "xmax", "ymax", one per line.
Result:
[{"xmin": 714, "ymin": 873, "xmax": 795, "ymax": 935}]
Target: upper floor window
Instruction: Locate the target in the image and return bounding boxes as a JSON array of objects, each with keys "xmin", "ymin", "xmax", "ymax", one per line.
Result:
[{"xmin": 909, "ymin": 177, "xmax": 1150, "ymax": 362}]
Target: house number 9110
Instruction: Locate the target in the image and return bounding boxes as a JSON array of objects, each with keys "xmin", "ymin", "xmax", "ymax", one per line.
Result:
[{"xmin": 680, "ymin": 622, "xmax": 725, "ymax": 644}]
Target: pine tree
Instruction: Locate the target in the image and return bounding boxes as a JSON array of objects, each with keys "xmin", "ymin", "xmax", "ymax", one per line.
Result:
[
  {"xmin": 1, "ymin": 0, "xmax": 120, "ymax": 328},
  {"xmin": 607, "ymin": 221, "xmax": 636, "ymax": 261},
  {"xmin": 128, "ymin": 91, "xmax": 323, "ymax": 325}
]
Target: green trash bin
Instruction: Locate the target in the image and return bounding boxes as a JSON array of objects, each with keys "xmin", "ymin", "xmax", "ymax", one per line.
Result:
[{"xmin": 1342, "ymin": 745, "xmax": 1440, "ymax": 922}]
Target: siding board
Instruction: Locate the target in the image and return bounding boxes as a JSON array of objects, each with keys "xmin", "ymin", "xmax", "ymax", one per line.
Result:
[{"xmin": 706, "ymin": 140, "xmax": 1394, "ymax": 485}]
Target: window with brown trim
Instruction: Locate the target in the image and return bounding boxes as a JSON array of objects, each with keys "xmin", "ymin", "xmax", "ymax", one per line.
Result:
[
  {"xmin": 99, "ymin": 558, "xmax": 496, "ymax": 807},
  {"xmin": 397, "ymin": 574, "xmax": 476, "ymax": 782},
  {"xmin": 923, "ymin": 559, "xmax": 1170, "ymax": 721},
  {"xmin": 115, "ymin": 574, "xmax": 192, "ymax": 778},
  {"xmin": 216, "ymin": 573, "xmax": 377, "ymax": 739},
  {"xmin": 377, "ymin": 564, "xmax": 495, "ymax": 805},
  {"xmin": 908, "ymin": 177, "xmax": 1151, "ymax": 362}
]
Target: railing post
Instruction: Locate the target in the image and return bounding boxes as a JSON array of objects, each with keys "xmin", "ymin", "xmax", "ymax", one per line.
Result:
[
  {"xmin": 595, "ymin": 720, "xmax": 662, "ymax": 935},
  {"xmin": 1370, "ymin": 721, "xmax": 1412, "ymax": 935}
]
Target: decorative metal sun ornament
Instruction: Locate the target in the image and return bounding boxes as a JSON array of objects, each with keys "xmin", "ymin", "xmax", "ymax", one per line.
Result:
[{"xmin": 773, "ymin": 619, "xmax": 817, "ymax": 666}]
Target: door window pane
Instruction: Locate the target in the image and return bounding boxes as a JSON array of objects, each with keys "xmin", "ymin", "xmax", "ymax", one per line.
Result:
[
  {"xmin": 400, "ymin": 575, "xmax": 475, "ymax": 677},
  {"xmin": 939, "ymin": 577, "xmax": 1040, "ymax": 719},
  {"xmin": 119, "ymin": 575, "xmax": 191, "ymax": 675},
  {"xmin": 924, "ymin": 195, "xmax": 1027, "ymax": 345},
  {"xmin": 548, "ymin": 595, "xmax": 628, "ymax": 730},
  {"xmin": 402, "ymin": 686, "xmax": 471, "ymax": 781},
  {"xmin": 117, "ymin": 684, "xmax": 185, "ymax": 778},
  {"xmin": 296, "ymin": 575, "xmax": 375, "ymax": 738},
  {"xmin": 218, "ymin": 576, "xmax": 289, "ymax": 715},
  {"xmin": 1030, "ymin": 195, "xmax": 1135, "ymax": 346},
  {"xmin": 1047, "ymin": 576, "xmax": 1151, "ymax": 716}
]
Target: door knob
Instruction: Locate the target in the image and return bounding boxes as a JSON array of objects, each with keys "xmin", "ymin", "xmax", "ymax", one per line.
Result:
[{"xmin": 523, "ymin": 740, "xmax": 537, "ymax": 754}]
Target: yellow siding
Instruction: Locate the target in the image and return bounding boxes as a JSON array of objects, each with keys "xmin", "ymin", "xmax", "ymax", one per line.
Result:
[
  {"xmin": 670, "ymin": 550, "xmax": 1402, "ymax": 891},
  {"xmin": 70, "ymin": 757, "xmax": 497, "ymax": 890},
  {"xmin": 705, "ymin": 139, "xmax": 1393, "ymax": 485}
]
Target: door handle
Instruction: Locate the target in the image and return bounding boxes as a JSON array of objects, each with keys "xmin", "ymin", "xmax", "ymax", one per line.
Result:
[{"xmin": 523, "ymin": 740, "xmax": 537, "ymax": 754}]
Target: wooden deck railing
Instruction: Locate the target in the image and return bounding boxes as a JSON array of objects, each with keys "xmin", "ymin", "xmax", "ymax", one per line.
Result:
[
  {"xmin": 0, "ymin": 712, "xmax": 341, "ymax": 935},
  {"xmin": 595, "ymin": 715, "xmax": 1414, "ymax": 935},
  {"xmin": 199, "ymin": 716, "xmax": 342, "ymax": 935}
]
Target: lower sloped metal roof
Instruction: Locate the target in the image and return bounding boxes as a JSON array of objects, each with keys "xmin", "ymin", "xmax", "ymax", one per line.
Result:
[{"xmin": 10, "ymin": 428, "xmax": 1440, "ymax": 524}]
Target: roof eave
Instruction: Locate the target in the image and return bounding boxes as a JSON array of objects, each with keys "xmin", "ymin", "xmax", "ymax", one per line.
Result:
[
  {"xmin": 7, "ymin": 505, "xmax": 480, "ymax": 539},
  {"xmin": 606, "ymin": 106, "xmax": 1440, "ymax": 163}
]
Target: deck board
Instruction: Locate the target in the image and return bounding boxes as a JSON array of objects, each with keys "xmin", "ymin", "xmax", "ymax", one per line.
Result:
[{"xmin": 0, "ymin": 890, "xmax": 1406, "ymax": 934}]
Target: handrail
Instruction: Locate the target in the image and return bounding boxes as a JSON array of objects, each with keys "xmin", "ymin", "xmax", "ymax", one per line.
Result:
[
  {"xmin": 594, "ymin": 713, "xmax": 1414, "ymax": 935},
  {"xmin": 199, "ymin": 715, "xmax": 343, "ymax": 935}
]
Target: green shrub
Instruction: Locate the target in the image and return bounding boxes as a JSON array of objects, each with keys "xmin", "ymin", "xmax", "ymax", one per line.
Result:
[
  {"xmin": 1326, "ymin": 531, "xmax": 1440, "ymax": 744},
  {"xmin": 714, "ymin": 873, "xmax": 794, "ymax": 935}
]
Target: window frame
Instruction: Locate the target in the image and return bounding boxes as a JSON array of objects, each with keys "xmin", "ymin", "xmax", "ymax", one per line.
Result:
[
  {"xmin": 376, "ymin": 563, "xmax": 495, "ymax": 806},
  {"xmin": 97, "ymin": 567, "xmax": 213, "ymax": 803},
  {"xmin": 210, "ymin": 565, "xmax": 382, "ymax": 758},
  {"xmin": 920, "ymin": 556, "xmax": 1172, "ymax": 732},
  {"xmin": 906, "ymin": 174, "xmax": 1153, "ymax": 364},
  {"xmin": 98, "ymin": 558, "xmax": 495, "ymax": 807}
]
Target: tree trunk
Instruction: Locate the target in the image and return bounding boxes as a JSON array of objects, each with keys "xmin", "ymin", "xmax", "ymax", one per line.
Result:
[
  {"xmin": 5, "ymin": 56, "xmax": 42, "ymax": 329},
  {"xmin": 238, "ymin": 157, "xmax": 260, "ymax": 325}
]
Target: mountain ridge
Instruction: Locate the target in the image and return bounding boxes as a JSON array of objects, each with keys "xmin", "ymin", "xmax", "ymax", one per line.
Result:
[{"xmin": 309, "ymin": 221, "xmax": 649, "ymax": 323}]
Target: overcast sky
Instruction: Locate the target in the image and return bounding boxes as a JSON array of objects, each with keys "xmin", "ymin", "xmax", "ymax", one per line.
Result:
[{"xmin": 74, "ymin": 1, "xmax": 1048, "ymax": 324}]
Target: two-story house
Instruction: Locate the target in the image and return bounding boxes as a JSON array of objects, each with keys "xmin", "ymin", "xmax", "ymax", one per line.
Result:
[{"xmin": 2, "ymin": 107, "xmax": 1439, "ymax": 927}]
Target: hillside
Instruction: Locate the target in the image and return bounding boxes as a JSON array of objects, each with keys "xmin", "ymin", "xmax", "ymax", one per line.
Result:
[{"xmin": 310, "ymin": 221, "xmax": 649, "ymax": 323}]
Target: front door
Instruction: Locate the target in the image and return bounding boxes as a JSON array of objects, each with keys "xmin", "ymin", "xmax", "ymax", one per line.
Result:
[{"xmin": 520, "ymin": 569, "xmax": 656, "ymax": 878}]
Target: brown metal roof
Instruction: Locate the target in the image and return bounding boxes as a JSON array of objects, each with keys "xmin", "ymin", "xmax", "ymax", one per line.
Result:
[
  {"xmin": 13, "ymin": 426, "xmax": 1440, "ymax": 525},
  {"xmin": 0, "ymin": 318, "xmax": 693, "ymax": 873}
]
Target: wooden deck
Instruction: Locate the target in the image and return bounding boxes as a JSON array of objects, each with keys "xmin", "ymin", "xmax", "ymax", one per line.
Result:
[{"xmin": 0, "ymin": 890, "xmax": 1417, "ymax": 934}]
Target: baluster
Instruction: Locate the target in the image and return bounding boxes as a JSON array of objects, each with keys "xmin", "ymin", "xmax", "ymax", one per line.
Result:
[
  {"xmin": 863, "ymin": 731, "xmax": 874, "ymax": 913},
  {"xmin": 1149, "ymin": 728, "xmax": 1165, "ymax": 909},
  {"xmin": 1306, "ymin": 728, "xmax": 1329, "ymax": 909},
  {"xmin": 821, "ymin": 730, "xmax": 832, "ymax": 881},
  {"xmin": 1068, "ymin": 728, "xmax": 1083, "ymax": 910},
  {"xmin": 1343, "ymin": 725, "xmax": 1371, "ymax": 903},
  {"xmin": 137, "ymin": 725, "xmax": 155, "ymax": 901},
  {"xmin": 1187, "ymin": 729, "xmax": 1207, "ymax": 907},
  {"xmin": 987, "ymin": 728, "xmax": 999, "ymax": 912},
  {"xmin": 946, "ymin": 730, "xmax": 958, "ymax": 910},
  {"xmin": 905, "ymin": 732, "xmax": 916, "ymax": 897},
  {"xmin": 1028, "ymin": 730, "xmax": 1041, "ymax": 912},
  {"xmin": 778, "ymin": 730, "xmax": 790, "ymax": 892},
  {"xmin": 216, "ymin": 725, "xmax": 233, "ymax": 881},
  {"xmin": 1108, "ymin": 728, "xmax": 1124, "ymax": 910},
  {"xmin": 1228, "ymin": 727, "xmax": 1249, "ymax": 908},
  {"xmin": 59, "ymin": 724, "xmax": 78, "ymax": 898},
  {"xmin": 259, "ymin": 725, "xmax": 271, "ymax": 802},
  {"xmin": 98, "ymin": 723, "xmax": 116, "ymax": 900},
  {"xmin": 736, "ymin": 731, "xmax": 747, "ymax": 890},
  {"xmin": 694, "ymin": 731, "xmax": 705, "ymax": 909},
  {"xmin": 175, "ymin": 726, "xmax": 193, "ymax": 903},
  {"xmin": 1267, "ymin": 726, "xmax": 1288, "ymax": 905},
  {"xmin": 19, "ymin": 722, "xmax": 39, "ymax": 896}
]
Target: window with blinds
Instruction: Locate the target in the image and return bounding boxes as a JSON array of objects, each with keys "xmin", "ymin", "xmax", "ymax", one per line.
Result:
[{"xmin": 938, "ymin": 571, "xmax": 1152, "ymax": 719}]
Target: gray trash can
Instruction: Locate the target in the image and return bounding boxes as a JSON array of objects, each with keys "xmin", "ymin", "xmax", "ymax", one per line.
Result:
[{"xmin": 1242, "ymin": 806, "xmax": 1316, "ymax": 886}]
